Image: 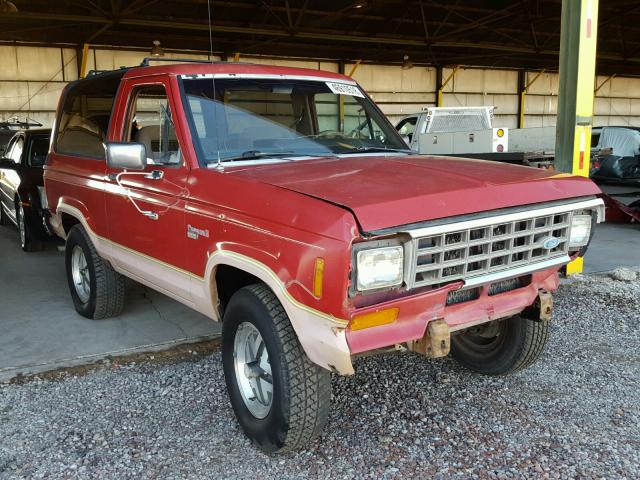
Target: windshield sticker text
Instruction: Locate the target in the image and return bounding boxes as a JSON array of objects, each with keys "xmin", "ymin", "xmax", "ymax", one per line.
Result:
[{"xmin": 325, "ymin": 82, "xmax": 365, "ymax": 98}]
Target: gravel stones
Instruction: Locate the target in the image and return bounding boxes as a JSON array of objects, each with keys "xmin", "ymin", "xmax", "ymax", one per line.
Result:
[
  {"xmin": 609, "ymin": 267, "xmax": 639, "ymax": 282},
  {"xmin": 1, "ymin": 275, "xmax": 639, "ymax": 479}
]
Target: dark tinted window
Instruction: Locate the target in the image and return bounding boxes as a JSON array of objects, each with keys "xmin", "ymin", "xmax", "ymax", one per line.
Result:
[
  {"xmin": 28, "ymin": 135, "xmax": 50, "ymax": 167},
  {"xmin": 55, "ymin": 73, "xmax": 124, "ymax": 159}
]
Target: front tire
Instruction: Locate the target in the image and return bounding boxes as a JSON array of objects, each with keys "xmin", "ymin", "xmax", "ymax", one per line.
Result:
[
  {"xmin": 450, "ymin": 315, "xmax": 549, "ymax": 375},
  {"xmin": 65, "ymin": 224, "xmax": 125, "ymax": 319},
  {"xmin": 222, "ymin": 284, "xmax": 331, "ymax": 453},
  {"xmin": 0, "ymin": 201, "xmax": 8, "ymax": 226},
  {"xmin": 16, "ymin": 202, "xmax": 41, "ymax": 252}
]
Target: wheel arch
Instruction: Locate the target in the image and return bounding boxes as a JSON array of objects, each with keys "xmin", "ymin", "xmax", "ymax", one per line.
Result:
[{"xmin": 204, "ymin": 251, "xmax": 354, "ymax": 375}]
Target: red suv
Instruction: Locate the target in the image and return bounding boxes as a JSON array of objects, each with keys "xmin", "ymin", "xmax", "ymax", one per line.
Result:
[{"xmin": 45, "ymin": 61, "xmax": 604, "ymax": 452}]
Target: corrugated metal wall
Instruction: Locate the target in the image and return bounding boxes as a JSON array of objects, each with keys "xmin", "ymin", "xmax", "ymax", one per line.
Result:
[{"xmin": 2, "ymin": 45, "xmax": 640, "ymax": 130}]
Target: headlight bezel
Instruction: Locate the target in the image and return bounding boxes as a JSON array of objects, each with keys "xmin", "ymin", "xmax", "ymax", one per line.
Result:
[
  {"xmin": 568, "ymin": 213, "xmax": 593, "ymax": 248},
  {"xmin": 351, "ymin": 237, "xmax": 408, "ymax": 295}
]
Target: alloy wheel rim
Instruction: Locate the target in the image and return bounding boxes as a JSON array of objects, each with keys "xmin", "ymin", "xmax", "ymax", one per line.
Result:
[
  {"xmin": 233, "ymin": 322, "xmax": 273, "ymax": 419},
  {"xmin": 71, "ymin": 245, "xmax": 91, "ymax": 303}
]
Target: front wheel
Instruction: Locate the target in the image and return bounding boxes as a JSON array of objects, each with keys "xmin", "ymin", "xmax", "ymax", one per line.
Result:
[
  {"xmin": 65, "ymin": 224, "xmax": 125, "ymax": 319},
  {"xmin": 450, "ymin": 315, "xmax": 549, "ymax": 375},
  {"xmin": 16, "ymin": 202, "xmax": 41, "ymax": 252},
  {"xmin": 222, "ymin": 284, "xmax": 331, "ymax": 453}
]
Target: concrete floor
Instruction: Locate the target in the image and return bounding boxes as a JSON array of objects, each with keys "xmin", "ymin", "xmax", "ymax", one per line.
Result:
[
  {"xmin": 0, "ymin": 207, "xmax": 638, "ymax": 381},
  {"xmin": 0, "ymin": 225, "xmax": 219, "ymax": 382}
]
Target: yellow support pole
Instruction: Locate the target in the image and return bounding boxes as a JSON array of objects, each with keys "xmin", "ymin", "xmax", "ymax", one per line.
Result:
[
  {"xmin": 555, "ymin": 0, "xmax": 599, "ymax": 275},
  {"xmin": 233, "ymin": 52, "xmax": 241, "ymax": 62},
  {"xmin": 339, "ymin": 60, "xmax": 361, "ymax": 132},
  {"xmin": 79, "ymin": 43, "xmax": 90, "ymax": 78},
  {"xmin": 347, "ymin": 59, "xmax": 361, "ymax": 78},
  {"xmin": 519, "ymin": 70, "xmax": 545, "ymax": 128},
  {"xmin": 594, "ymin": 74, "xmax": 615, "ymax": 95},
  {"xmin": 437, "ymin": 65, "xmax": 459, "ymax": 107}
]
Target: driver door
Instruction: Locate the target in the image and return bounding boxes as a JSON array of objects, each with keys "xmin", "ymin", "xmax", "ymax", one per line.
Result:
[
  {"xmin": 105, "ymin": 76, "xmax": 192, "ymax": 301},
  {"xmin": 0, "ymin": 135, "xmax": 23, "ymax": 224}
]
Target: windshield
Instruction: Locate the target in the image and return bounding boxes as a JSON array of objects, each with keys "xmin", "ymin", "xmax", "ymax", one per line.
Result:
[{"xmin": 181, "ymin": 77, "xmax": 409, "ymax": 164}]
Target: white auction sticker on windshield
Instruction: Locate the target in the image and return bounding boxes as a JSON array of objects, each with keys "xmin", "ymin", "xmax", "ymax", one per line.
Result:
[{"xmin": 326, "ymin": 82, "xmax": 365, "ymax": 98}]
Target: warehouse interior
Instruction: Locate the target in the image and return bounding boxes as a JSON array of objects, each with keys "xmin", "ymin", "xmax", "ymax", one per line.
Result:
[
  {"xmin": 0, "ymin": 1, "xmax": 639, "ymax": 477},
  {"xmin": 1, "ymin": 1, "xmax": 640, "ymax": 128}
]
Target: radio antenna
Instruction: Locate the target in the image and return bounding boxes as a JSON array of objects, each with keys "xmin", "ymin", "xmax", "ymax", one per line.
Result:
[
  {"xmin": 207, "ymin": 0, "xmax": 223, "ymax": 170},
  {"xmin": 207, "ymin": 0, "xmax": 214, "ymax": 62}
]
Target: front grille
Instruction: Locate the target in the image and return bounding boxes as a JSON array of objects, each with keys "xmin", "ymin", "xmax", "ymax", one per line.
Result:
[{"xmin": 410, "ymin": 211, "xmax": 572, "ymax": 288}]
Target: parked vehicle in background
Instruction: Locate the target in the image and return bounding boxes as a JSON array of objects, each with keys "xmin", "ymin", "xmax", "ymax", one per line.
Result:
[
  {"xmin": 590, "ymin": 126, "xmax": 640, "ymax": 184},
  {"xmin": 0, "ymin": 119, "xmax": 44, "ymax": 157},
  {"xmin": 396, "ymin": 109, "xmax": 558, "ymax": 168},
  {"xmin": 45, "ymin": 61, "xmax": 604, "ymax": 453},
  {"xmin": 0, "ymin": 128, "xmax": 52, "ymax": 251}
]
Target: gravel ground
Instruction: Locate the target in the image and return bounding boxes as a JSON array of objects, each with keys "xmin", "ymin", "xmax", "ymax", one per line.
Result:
[{"xmin": 1, "ymin": 274, "xmax": 639, "ymax": 479}]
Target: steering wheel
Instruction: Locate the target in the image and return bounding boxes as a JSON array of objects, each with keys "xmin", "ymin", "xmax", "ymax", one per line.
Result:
[{"xmin": 315, "ymin": 130, "xmax": 346, "ymax": 139}]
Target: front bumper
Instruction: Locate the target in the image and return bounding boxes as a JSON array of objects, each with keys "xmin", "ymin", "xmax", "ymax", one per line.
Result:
[{"xmin": 346, "ymin": 265, "xmax": 560, "ymax": 355}]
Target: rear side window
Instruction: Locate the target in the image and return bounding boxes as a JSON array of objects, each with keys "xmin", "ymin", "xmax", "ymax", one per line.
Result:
[{"xmin": 55, "ymin": 73, "xmax": 123, "ymax": 159}]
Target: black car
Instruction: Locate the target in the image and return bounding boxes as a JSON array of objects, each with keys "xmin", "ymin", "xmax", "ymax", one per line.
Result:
[{"xmin": 0, "ymin": 129, "xmax": 52, "ymax": 251}]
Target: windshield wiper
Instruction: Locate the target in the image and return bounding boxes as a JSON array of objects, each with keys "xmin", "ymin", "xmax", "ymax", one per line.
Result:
[
  {"xmin": 217, "ymin": 150, "xmax": 336, "ymax": 163},
  {"xmin": 340, "ymin": 146, "xmax": 412, "ymax": 154}
]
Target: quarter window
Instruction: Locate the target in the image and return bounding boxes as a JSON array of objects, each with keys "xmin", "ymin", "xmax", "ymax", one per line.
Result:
[{"xmin": 55, "ymin": 73, "xmax": 122, "ymax": 159}]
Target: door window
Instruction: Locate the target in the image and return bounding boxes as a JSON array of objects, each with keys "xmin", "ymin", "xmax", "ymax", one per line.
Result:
[
  {"xmin": 125, "ymin": 85, "xmax": 181, "ymax": 166},
  {"xmin": 396, "ymin": 117, "xmax": 418, "ymax": 142},
  {"xmin": 28, "ymin": 135, "xmax": 50, "ymax": 167}
]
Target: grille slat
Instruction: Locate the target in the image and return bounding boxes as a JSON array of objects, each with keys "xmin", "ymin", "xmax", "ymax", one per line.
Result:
[{"xmin": 409, "ymin": 211, "xmax": 572, "ymax": 288}]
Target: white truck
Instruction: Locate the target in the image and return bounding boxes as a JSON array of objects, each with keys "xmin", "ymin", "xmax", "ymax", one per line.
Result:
[{"xmin": 396, "ymin": 107, "xmax": 556, "ymax": 167}]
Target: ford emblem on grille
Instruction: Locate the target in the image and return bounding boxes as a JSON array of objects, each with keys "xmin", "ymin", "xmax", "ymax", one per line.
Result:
[{"xmin": 542, "ymin": 237, "xmax": 560, "ymax": 250}]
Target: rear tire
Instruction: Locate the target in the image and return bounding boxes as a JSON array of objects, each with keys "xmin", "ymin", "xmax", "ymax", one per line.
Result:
[
  {"xmin": 450, "ymin": 315, "xmax": 549, "ymax": 375},
  {"xmin": 65, "ymin": 224, "xmax": 125, "ymax": 319},
  {"xmin": 222, "ymin": 284, "xmax": 331, "ymax": 453}
]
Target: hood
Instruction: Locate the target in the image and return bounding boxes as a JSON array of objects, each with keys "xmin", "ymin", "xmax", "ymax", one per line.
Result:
[{"xmin": 227, "ymin": 155, "xmax": 601, "ymax": 232}]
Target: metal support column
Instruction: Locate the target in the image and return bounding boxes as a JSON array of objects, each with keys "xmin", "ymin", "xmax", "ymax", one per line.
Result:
[
  {"xmin": 437, "ymin": 66, "xmax": 459, "ymax": 107},
  {"xmin": 518, "ymin": 70, "xmax": 545, "ymax": 128},
  {"xmin": 78, "ymin": 43, "xmax": 90, "ymax": 78},
  {"xmin": 555, "ymin": 0, "xmax": 599, "ymax": 274}
]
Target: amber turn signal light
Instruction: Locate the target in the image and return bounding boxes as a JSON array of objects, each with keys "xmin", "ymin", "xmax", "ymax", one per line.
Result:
[{"xmin": 350, "ymin": 308, "xmax": 399, "ymax": 331}]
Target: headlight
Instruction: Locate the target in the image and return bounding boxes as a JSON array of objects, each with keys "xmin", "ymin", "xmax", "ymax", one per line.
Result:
[
  {"xmin": 37, "ymin": 186, "xmax": 48, "ymax": 209},
  {"xmin": 356, "ymin": 246, "xmax": 404, "ymax": 291},
  {"xmin": 568, "ymin": 214, "xmax": 592, "ymax": 247}
]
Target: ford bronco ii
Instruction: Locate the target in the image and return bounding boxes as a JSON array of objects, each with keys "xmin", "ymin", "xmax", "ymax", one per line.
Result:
[{"xmin": 44, "ymin": 61, "xmax": 604, "ymax": 452}]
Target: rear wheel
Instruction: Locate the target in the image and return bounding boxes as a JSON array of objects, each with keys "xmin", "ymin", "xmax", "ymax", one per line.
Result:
[
  {"xmin": 65, "ymin": 224, "xmax": 125, "ymax": 319},
  {"xmin": 450, "ymin": 315, "xmax": 549, "ymax": 375},
  {"xmin": 222, "ymin": 284, "xmax": 331, "ymax": 453}
]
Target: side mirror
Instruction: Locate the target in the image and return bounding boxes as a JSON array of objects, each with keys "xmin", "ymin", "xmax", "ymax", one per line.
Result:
[
  {"xmin": 0, "ymin": 158, "xmax": 17, "ymax": 169},
  {"xmin": 106, "ymin": 142, "xmax": 147, "ymax": 170}
]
